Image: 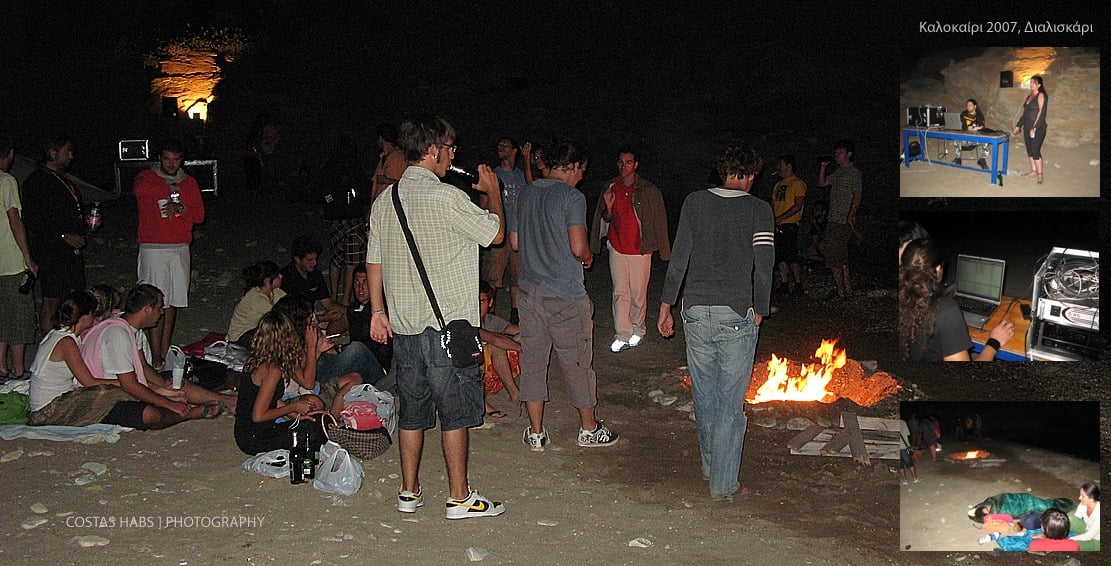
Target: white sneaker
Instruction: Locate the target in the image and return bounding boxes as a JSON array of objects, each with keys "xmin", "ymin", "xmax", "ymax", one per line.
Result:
[
  {"xmin": 522, "ymin": 427, "xmax": 549, "ymax": 452},
  {"xmin": 397, "ymin": 487, "xmax": 424, "ymax": 513},
  {"xmin": 610, "ymin": 339, "xmax": 628, "ymax": 353},
  {"xmin": 445, "ymin": 490, "xmax": 506, "ymax": 520},
  {"xmin": 627, "ymin": 335, "xmax": 643, "ymax": 347},
  {"xmin": 578, "ymin": 422, "xmax": 619, "ymax": 447}
]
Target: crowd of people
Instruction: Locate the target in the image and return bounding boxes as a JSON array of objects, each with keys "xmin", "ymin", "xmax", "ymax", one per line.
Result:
[{"xmin": 1, "ymin": 116, "xmax": 870, "ymax": 521}]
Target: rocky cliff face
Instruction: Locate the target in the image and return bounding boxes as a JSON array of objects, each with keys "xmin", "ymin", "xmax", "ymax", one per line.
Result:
[
  {"xmin": 902, "ymin": 47, "xmax": 1100, "ymax": 148},
  {"xmin": 150, "ymin": 49, "xmax": 222, "ymax": 120}
]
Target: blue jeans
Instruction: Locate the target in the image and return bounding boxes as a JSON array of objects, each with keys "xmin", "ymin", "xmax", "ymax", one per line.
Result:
[
  {"xmin": 316, "ymin": 341, "xmax": 388, "ymax": 387},
  {"xmin": 393, "ymin": 328, "xmax": 484, "ymax": 431},
  {"xmin": 680, "ymin": 305, "xmax": 759, "ymax": 499}
]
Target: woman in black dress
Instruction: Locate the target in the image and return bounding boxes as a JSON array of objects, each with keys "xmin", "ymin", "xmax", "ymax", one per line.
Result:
[
  {"xmin": 234, "ymin": 311, "xmax": 326, "ymax": 455},
  {"xmin": 1012, "ymin": 75, "xmax": 1048, "ymax": 184}
]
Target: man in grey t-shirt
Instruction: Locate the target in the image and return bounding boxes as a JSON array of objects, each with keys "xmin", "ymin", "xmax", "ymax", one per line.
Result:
[
  {"xmin": 817, "ymin": 139, "xmax": 862, "ymax": 299},
  {"xmin": 510, "ymin": 141, "xmax": 619, "ymax": 452}
]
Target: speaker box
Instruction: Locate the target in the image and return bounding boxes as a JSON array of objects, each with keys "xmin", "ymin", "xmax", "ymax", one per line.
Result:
[
  {"xmin": 162, "ymin": 97, "xmax": 179, "ymax": 118},
  {"xmin": 907, "ymin": 140, "xmax": 921, "ymax": 158},
  {"xmin": 999, "ymin": 71, "xmax": 1013, "ymax": 88}
]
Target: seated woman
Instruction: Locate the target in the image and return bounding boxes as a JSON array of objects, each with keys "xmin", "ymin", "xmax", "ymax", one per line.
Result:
[
  {"xmin": 234, "ymin": 311, "xmax": 327, "ymax": 455},
  {"xmin": 27, "ymin": 291, "xmax": 142, "ymax": 426},
  {"xmin": 1070, "ymin": 482, "xmax": 1100, "ymax": 551},
  {"xmin": 272, "ymin": 295, "xmax": 384, "ymax": 389},
  {"xmin": 227, "ymin": 261, "xmax": 286, "ymax": 347},
  {"xmin": 899, "ymin": 238, "xmax": 1014, "ymax": 361},
  {"xmin": 1029, "ymin": 509, "xmax": 1080, "ymax": 553},
  {"xmin": 87, "ymin": 283, "xmax": 122, "ymax": 325}
]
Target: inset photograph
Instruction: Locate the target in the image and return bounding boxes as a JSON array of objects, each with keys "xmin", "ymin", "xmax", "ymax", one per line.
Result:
[
  {"xmin": 898, "ymin": 401, "xmax": 1100, "ymax": 553},
  {"xmin": 900, "ymin": 47, "xmax": 1099, "ymax": 198},
  {"xmin": 898, "ymin": 212, "xmax": 1101, "ymax": 361}
]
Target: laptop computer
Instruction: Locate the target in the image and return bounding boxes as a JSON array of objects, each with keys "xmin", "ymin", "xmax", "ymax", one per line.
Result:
[
  {"xmin": 944, "ymin": 112, "xmax": 963, "ymax": 130},
  {"xmin": 953, "ymin": 254, "xmax": 1006, "ymax": 330}
]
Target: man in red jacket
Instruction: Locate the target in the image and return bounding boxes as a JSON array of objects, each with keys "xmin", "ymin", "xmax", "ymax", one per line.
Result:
[{"xmin": 133, "ymin": 139, "xmax": 204, "ymax": 367}]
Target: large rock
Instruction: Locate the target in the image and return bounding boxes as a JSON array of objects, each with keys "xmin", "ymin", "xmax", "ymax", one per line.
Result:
[{"xmin": 150, "ymin": 50, "xmax": 221, "ymax": 117}]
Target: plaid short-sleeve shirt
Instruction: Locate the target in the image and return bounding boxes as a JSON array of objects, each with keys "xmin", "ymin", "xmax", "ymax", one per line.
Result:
[{"xmin": 367, "ymin": 166, "xmax": 500, "ymax": 335}]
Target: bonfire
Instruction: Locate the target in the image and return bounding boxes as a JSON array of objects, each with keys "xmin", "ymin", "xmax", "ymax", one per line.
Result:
[{"xmin": 744, "ymin": 339, "xmax": 901, "ymax": 407}]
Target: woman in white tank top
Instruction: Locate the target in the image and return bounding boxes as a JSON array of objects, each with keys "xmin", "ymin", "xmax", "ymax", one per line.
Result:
[{"xmin": 28, "ymin": 291, "xmax": 122, "ymax": 411}]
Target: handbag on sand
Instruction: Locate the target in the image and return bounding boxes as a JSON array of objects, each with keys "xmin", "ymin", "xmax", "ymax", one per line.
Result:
[{"xmin": 321, "ymin": 413, "xmax": 391, "ymax": 461}]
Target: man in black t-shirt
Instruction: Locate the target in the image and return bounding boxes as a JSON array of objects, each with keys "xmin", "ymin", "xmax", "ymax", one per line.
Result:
[
  {"xmin": 280, "ymin": 235, "xmax": 346, "ymax": 333},
  {"xmin": 346, "ymin": 264, "xmax": 392, "ymax": 375},
  {"xmin": 954, "ymin": 98, "xmax": 989, "ymax": 169}
]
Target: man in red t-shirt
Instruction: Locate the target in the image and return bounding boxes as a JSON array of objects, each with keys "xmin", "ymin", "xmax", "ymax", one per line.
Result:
[
  {"xmin": 590, "ymin": 148, "xmax": 670, "ymax": 353},
  {"xmin": 133, "ymin": 139, "xmax": 204, "ymax": 367}
]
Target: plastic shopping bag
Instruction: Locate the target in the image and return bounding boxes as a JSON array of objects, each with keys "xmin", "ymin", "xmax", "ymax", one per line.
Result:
[
  {"xmin": 313, "ymin": 440, "xmax": 364, "ymax": 496},
  {"xmin": 164, "ymin": 346, "xmax": 187, "ymax": 371},
  {"xmin": 342, "ymin": 384, "xmax": 396, "ymax": 436},
  {"xmin": 241, "ymin": 449, "xmax": 290, "ymax": 478},
  {"xmin": 203, "ymin": 340, "xmax": 250, "ymax": 372}
]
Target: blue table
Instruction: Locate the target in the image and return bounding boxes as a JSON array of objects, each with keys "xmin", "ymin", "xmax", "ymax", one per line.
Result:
[{"xmin": 902, "ymin": 127, "xmax": 1010, "ymax": 184}]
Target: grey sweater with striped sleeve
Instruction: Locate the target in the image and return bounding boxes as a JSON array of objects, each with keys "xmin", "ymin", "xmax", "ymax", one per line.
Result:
[{"xmin": 660, "ymin": 188, "xmax": 775, "ymax": 316}]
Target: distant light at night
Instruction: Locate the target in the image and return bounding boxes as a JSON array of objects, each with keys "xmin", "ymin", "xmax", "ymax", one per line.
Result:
[{"xmin": 186, "ymin": 98, "xmax": 209, "ymax": 122}]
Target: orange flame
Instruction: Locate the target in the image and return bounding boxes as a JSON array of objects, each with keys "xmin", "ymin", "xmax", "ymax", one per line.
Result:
[
  {"xmin": 748, "ymin": 339, "xmax": 846, "ymax": 404},
  {"xmin": 950, "ymin": 450, "xmax": 991, "ymax": 460}
]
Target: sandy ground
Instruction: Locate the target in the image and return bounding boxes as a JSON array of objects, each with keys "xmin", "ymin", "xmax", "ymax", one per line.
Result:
[
  {"xmin": 2, "ymin": 188, "xmax": 1107, "ymax": 565},
  {"xmin": 2, "ymin": 6, "xmax": 1106, "ymax": 564},
  {"xmin": 898, "ymin": 137, "xmax": 1100, "ymax": 198},
  {"xmin": 900, "ymin": 440, "xmax": 1098, "ymax": 552},
  {"xmin": 0, "ymin": 189, "xmax": 900, "ymax": 566}
]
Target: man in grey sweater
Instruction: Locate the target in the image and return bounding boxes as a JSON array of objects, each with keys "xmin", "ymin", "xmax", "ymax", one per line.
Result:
[{"xmin": 656, "ymin": 142, "xmax": 774, "ymax": 501}]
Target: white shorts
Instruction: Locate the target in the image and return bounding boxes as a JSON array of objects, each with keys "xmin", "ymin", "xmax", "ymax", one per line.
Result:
[{"xmin": 137, "ymin": 244, "xmax": 191, "ymax": 308}]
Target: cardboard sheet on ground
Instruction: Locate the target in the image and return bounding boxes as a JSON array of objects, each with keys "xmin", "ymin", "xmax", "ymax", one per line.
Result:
[{"xmin": 787, "ymin": 415, "xmax": 902, "ymax": 460}]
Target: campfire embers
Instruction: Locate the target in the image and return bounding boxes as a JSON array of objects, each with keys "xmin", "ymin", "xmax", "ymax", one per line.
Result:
[
  {"xmin": 947, "ymin": 449, "xmax": 1005, "ymax": 467},
  {"xmin": 745, "ymin": 339, "xmax": 901, "ymax": 407},
  {"xmin": 949, "ymin": 450, "xmax": 992, "ymax": 460}
]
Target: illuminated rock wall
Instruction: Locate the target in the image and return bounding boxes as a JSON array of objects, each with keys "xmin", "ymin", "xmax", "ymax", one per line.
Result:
[
  {"xmin": 938, "ymin": 47, "xmax": 1099, "ymax": 148},
  {"xmin": 150, "ymin": 50, "xmax": 221, "ymax": 120}
]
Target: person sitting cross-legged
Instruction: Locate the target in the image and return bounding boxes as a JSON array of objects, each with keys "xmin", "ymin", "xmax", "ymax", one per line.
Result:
[{"xmin": 78, "ymin": 284, "xmax": 237, "ymax": 428}]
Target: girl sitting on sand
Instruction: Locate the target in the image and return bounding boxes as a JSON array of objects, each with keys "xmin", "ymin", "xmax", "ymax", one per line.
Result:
[
  {"xmin": 234, "ymin": 311, "xmax": 327, "ymax": 455},
  {"xmin": 27, "ymin": 291, "xmax": 141, "ymax": 426},
  {"xmin": 227, "ymin": 261, "xmax": 286, "ymax": 347},
  {"xmin": 87, "ymin": 284, "xmax": 122, "ymax": 325}
]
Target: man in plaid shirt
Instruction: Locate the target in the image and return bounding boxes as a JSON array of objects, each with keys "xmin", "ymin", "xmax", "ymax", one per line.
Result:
[{"xmin": 366, "ymin": 114, "xmax": 507, "ymax": 520}]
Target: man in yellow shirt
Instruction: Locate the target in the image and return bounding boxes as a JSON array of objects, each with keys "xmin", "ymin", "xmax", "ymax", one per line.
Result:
[{"xmin": 771, "ymin": 155, "xmax": 806, "ymax": 295}]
